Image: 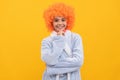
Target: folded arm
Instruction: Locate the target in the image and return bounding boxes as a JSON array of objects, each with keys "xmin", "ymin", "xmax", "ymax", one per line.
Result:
[
  {"xmin": 41, "ymin": 35, "xmax": 65, "ymax": 66},
  {"xmin": 53, "ymin": 34, "xmax": 84, "ymax": 67},
  {"xmin": 46, "ymin": 34, "xmax": 84, "ymax": 75}
]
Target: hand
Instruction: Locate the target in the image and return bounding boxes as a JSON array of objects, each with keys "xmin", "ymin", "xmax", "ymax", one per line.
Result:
[{"xmin": 57, "ymin": 30, "xmax": 65, "ymax": 36}]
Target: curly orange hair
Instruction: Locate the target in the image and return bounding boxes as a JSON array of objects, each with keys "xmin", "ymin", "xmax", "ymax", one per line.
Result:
[{"xmin": 43, "ymin": 3, "xmax": 75, "ymax": 31}]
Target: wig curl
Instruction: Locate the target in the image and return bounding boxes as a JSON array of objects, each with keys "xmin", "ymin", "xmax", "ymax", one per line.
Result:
[{"xmin": 43, "ymin": 3, "xmax": 75, "ymax": 31}]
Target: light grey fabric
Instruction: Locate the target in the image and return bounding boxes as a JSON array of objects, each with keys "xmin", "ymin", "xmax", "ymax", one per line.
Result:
[{"xmin": 41, "ymin": 30, "xmax": 84, "ymax": 80}]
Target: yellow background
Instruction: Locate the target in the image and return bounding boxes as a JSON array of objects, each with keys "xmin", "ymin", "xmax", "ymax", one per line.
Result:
[{"xmin": 0, "ymin": 0, "xmax": 120, "ymax": 80}]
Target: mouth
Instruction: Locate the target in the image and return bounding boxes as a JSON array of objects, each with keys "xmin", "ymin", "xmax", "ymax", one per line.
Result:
[{"xmin": 56, "ymin": 25, "xmax": 65, "ymax": 29}]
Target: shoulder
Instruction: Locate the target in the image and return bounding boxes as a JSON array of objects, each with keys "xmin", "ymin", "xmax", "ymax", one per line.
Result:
[
  {"xmin": 71, "ymin": 32, "xmax": 82, "ymax": 41},
  {"xmin": 41, "ymin": 36, "xmax": 52, "ymax": 45},
  {"xmin": 71, "ymin": 32, "xmax": 83, "ymax": 47}
]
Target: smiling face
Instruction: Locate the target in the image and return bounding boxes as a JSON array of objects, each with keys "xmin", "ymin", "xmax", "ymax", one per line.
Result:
[{"xmin": 52, "ymin": 16, "xmax": 67, "ymax": 32}]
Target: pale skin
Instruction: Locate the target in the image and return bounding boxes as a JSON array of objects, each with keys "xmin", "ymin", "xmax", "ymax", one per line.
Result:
[{"xmin": 52, "ymin": 16, "xmax": 67, "ymax": 35}]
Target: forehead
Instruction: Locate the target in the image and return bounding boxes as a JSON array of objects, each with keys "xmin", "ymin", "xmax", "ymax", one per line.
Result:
[{"xmin": 54, "ymin": 16, "xmax": 66, "ymax": 19}]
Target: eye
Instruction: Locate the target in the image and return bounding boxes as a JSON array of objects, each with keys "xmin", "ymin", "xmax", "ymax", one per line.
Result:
[
  {"xmin": 62, "ymin": 18, "xmax": 66, "ymax": 22},
  {"xmin": 54, "ymin": 19, "xmax": 59, "ymax": 22}
]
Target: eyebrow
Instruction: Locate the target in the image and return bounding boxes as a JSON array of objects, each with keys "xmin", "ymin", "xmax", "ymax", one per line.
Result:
[{"xmin": 54, "ymin": 17, "xmax": 66, "ymax": 20}]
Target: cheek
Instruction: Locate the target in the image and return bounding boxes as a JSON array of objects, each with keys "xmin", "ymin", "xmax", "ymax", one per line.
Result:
[
  {"xmin": 64, "ymin": 22, "xmax": 67, "ymax": 26},
  {"xmin": 52, "ymin": 22, "xmax": 57, "ymax": 27}
]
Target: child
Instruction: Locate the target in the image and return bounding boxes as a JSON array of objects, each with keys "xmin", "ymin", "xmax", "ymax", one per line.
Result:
[{"xmin": 41, "ymin": 3, "xmax": 84, "ymax": 80}]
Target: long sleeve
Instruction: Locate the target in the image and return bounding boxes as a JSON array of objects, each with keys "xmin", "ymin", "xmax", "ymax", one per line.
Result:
[
  {"xmin": 46, "ymin": 34, "xmax": 84, "ymax": 75},
  {"xmin": 53, "ymin": 34, "xmax": 84, "ymax": 67},
  {"xmin": 63, "ymin": 34, "xmax": 84, "ymax": 67},
  {"xmin": 41, "ymin": 35, "xmax": 66, "ymax": 66},
  {"xmin": 46, "ymin": 61, "xmax": 80, "ymax": 75}
]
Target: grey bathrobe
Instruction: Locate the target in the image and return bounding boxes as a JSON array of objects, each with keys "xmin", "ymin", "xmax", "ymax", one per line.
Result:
[{"xmin": 41, "ymin": 30, "xmax": 84, "ymax": 80}]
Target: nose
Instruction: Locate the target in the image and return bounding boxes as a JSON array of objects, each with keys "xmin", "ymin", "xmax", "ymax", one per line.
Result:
[
  {"xmin": 58, "ymin": 20, "xmax": 63, "ymax": 25},
  {"xmin": 58, "ymin": 23, "xmax": 63, "ymax": 27}
]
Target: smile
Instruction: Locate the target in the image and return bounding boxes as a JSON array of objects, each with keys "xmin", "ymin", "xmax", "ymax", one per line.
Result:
[{"xmin": 56, "ymin": 25, "xmax": 65, "ymax": 28}]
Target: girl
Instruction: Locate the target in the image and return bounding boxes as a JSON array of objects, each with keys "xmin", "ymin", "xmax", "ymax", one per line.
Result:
[{"xmin": 41, "ymin": 3, "xmax": 84, "ymax": 80}]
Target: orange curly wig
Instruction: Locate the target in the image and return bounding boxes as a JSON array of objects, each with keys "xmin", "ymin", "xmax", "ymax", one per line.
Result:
[{"xmin": 43, "ymin": 3, "xmax": 75, "ymax": 31}]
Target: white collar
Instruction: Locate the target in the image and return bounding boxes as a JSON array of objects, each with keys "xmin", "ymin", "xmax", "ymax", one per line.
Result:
[{"xmin": 50, "ymin": 30, "xmax": 71, "ymax": 37}]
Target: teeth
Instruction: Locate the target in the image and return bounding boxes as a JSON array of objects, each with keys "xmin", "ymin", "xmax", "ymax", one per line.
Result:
[
  {"xmin": 56, "ymin": 25, "xmax": 65, "ymax": 28},
  {"xmin": 57, "ymin": 26, "xmax": 62, "ymax": 28}
]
